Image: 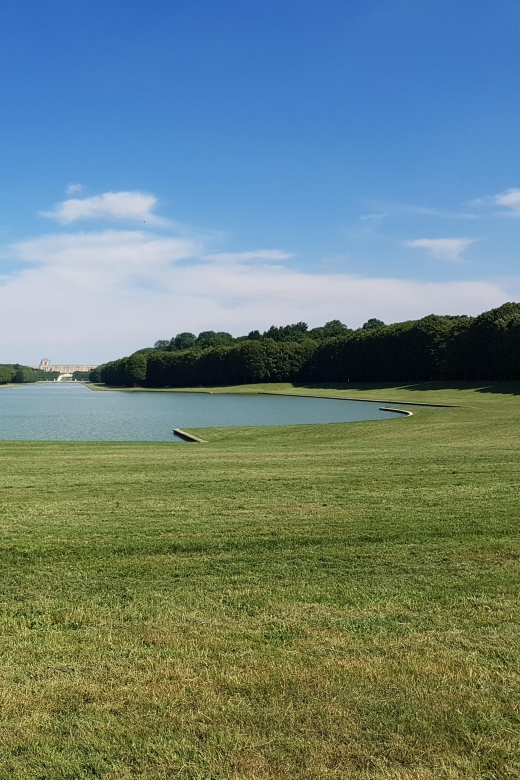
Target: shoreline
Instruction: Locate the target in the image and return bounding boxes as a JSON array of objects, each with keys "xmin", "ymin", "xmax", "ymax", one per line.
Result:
[{"xmin": 87, "ymin": 382, "xmax": 457, "ymax": 408}]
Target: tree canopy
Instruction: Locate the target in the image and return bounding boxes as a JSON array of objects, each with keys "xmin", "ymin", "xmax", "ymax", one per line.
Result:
[
  {"xmin": 149, "ymin": 321, "xmax": 348, "ymax": 353},
  {"xmin": 362, "ymin": 318, "xmax": 385, "ymax": 330},
  {"xmin": 92, "ymin": 304, "xmax": 520, "ymax": 388},
  {"xmin": 0, "ymin": 364, "xmax": 56, "ymax": 385}
]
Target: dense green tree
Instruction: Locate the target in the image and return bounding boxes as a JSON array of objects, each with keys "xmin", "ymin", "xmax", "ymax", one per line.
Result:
[
  {"xmin": 362, "ymin": 318, "xmax": 385, "ymax": 330},
  {"xmin": 462, "ymin": 303, "xmax": 520, "ymax": 380},
  {"xmin": 263, "ymin": 322, "xmax": 309, "ymax": 342},
  {"xmin": 100, "ymin": 360, "xmax": 127, "ymax": 386},
  {"xmin": 89, "ymin": 366, "xmax": 103, "ymax": 383},
  {"xmin": 13, "ymin": 367, "xmax": 37, "ymax": 383},
  {"xmin": 0, "ymin": 364, "xmax": 48, "ymax": 384},
  {"xmin": 173, "ymin": 332, "xmax": 197, "ymax": 350},
  {"xmin": 0, "ymin": 366, "xmax": 14, "ymax": 384},
  {"xmin": 100, "ymin": 304, "xmax": 520, "ymax": 389},
  {"xmin": 125, "ymin": 353, "xmax": 147, "ymax": 386},
  {"xmin": 323, "ymin": 319, "xmax": 348, "ymax": 335},
  {"xmin": 309, "ymin": 320, "xmax": 349, "ymax": 340},
  {"xmin": 196, "ymin": 331, "xmax": 234, "ymax": 349},
  {"xmin": 36, "ymin": 370, "xmax": 60, "ymax": 381},
  {"xmin": 151, "ymin": 320, "xmax": 352, "ymax": 352}
]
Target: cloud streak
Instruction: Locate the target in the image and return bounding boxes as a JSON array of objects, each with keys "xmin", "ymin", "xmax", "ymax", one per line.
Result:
[
  {"xmin": 40, "ymin": 191, "xmax": 167, "ymax": 225},
  {"xmin": 202, "ymin": 250, "xmax": 294, "ymax": 264},
  {"xmin": 359, "ymin": 203, "xmax": 480, "ymax": 221},
  {"xmin": 359, "ymin": 186, "xmax": 520, "ymax": 224},
  {"xmin": 494, "ymin": 188, "xmax": 520, "ymax": 216},
  {"xmin": 65, "ymin": 183, "xmax": 85, "ymax": 195},
  {"xmin": 404, "ymin": 237, "xmax": 475, "ymax": 262}
]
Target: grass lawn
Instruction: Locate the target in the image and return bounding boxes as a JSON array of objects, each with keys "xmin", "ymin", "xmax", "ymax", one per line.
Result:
[{"xmin": 1, "ymin": 382, "xmax": 519, "ymax": 779}]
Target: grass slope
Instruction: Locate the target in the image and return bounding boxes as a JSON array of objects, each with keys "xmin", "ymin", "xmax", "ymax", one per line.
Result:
[{"xmin": 1, "ymin": 383, "xmax": 519, "ymax": 779}]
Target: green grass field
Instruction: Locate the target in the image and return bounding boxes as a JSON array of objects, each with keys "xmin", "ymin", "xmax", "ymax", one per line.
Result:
[{"xmin": 1, "ymin": 382, "xmax": 519, "ymax": 779}]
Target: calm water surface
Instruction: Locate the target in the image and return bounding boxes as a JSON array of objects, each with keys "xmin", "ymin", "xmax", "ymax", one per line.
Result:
[{"xmin": 0, "ymin": 383, "xmax": 404, "ymax": 441}]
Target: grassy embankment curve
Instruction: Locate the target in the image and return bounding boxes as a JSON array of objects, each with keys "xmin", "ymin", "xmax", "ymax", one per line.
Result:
[{"xmin": 0, "ymin": 382, "xmax": 519, "ymax": 778}]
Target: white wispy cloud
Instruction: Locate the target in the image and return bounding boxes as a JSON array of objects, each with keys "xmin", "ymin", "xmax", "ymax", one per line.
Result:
[
  {"xmin": 202, "ymin": 250, "xmax": 294, "ymax": 263},
  {"xmin": 40, "ymin": 191, "xmax": 167, "ymax": 225},
  {"xmin": 494, "ymin": 188, "xmax": 520, "ymax": 216},
  {"xmin": 65, "ymin": 183, "xmax": 85, "ymax": 195},
  {"xmin": 11, "ymin": 230, "xmax": 200, "ymax": 280},
  {"xmin": 469, "ymin": 187, "xmax": 520, "ymax": 217},
  {"xmin": 0, "ymin": 228, "xmax": 509, "ymax": 364},
  {"xmin": 359, "ymin": 203, "xmax": 479, "ymax": 221},
  {"xmin": 360, "ymin": 187, "xmax": 520, "ymax": 223},
  {"xmin": 404, "ymin": 238, "xmax": 476, "ymax": 262}
]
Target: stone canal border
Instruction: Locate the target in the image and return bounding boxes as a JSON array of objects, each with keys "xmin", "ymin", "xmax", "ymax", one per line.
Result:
[{"xmin": 173, "ymin": 428, "xmax": 207, "ymax": 442}]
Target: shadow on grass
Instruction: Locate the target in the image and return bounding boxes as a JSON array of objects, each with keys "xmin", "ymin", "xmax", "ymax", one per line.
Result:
[{"xmin": 293, "ymin": 381, "xmax": 520, "ymax": 396}]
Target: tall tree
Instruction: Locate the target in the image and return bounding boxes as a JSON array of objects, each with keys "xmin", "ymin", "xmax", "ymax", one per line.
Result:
[{"xmin": 125, "ymin": 354, "xmax": 147, "ymax": 386}]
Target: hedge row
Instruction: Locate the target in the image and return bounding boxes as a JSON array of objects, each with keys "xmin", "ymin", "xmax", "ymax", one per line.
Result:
[{"xmin": 93, "ymin": 303, "xmax": 520, "ymax": 387}]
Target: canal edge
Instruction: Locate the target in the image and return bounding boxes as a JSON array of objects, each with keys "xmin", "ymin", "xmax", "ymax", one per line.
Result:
[{"xmin": 173, "ymin": 428, "xmax": 207, "ymax": 442}]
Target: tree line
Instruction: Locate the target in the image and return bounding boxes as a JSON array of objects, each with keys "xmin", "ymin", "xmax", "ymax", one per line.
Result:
[
  {"xmin": 0, "ymin": 365, "xmax": 60, "ymax": 385},
  {"xmin": 150, "ymin": 319, "xmax": 351, "ymax": 352},
  {"xmin": 91, "ymin": 303, "xmax": 520, "ymax": 388}
]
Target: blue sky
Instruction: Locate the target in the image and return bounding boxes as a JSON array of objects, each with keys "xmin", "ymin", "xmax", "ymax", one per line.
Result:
[{"xmin": 1, "ymin": 0, "xmax": 520, "ymax": 363}]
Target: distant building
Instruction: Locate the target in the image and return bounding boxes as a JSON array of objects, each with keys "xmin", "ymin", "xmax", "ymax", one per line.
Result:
[{"xmin": 31, "ymin": 361, "xmax": 98, "ymax": 373}]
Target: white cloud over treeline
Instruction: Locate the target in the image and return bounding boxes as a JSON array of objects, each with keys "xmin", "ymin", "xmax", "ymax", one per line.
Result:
[{"xmin": 0, "ymin": 224, "xmax": 510, "ymax": 364}]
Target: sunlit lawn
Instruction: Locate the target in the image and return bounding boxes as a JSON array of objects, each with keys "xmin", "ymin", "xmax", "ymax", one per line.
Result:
[{"xmin": 0, "ymin": 382, "xmax": 519, "ymax": 779}]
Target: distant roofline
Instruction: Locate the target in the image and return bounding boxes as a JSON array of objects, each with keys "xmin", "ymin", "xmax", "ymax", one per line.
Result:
[{"xmin": 30, "ymin": 364, "xmax": 98, "ymax": 371}]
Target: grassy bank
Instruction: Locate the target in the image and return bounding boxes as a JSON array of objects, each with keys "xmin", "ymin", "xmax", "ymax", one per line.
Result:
[
  {"xmin": 1, "ymin": 383, "xmax": 519, "ymax": 778},
  {"xmin": 88, "ymin": 378, "xmax": 511, "ymax": 405}
]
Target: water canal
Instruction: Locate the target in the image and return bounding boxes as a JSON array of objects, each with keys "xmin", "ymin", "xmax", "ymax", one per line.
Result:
[{"xmin": 0, "ymin": 382, "xmax": 406, "ymax": 441}]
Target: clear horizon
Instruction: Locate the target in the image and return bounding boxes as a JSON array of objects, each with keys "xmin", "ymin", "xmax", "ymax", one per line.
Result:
[{"xmin": 1, "ymin": 1, "xmax": 520, "ymax": 364}]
